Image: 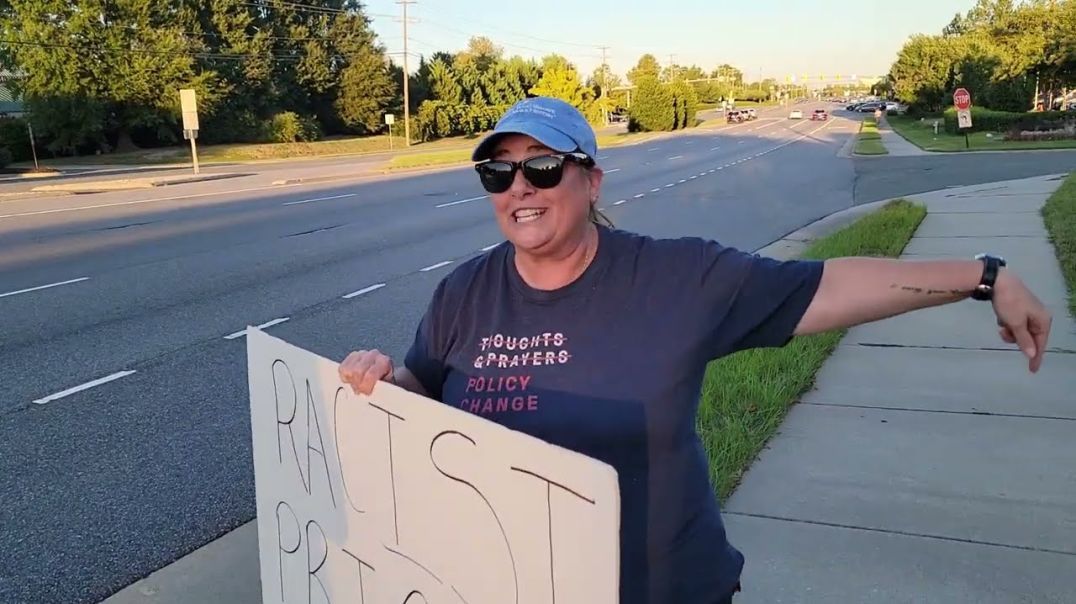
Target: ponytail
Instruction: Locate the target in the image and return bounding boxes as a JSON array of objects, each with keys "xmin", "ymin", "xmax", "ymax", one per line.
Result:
[{"xmin": 588, "ymin": 203, "xmax": 615, "ymax": 228}]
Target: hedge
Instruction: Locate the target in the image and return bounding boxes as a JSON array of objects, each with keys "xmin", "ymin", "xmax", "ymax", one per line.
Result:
[
  {"xmin": 943, "ymin": 106, "xmax": 1073, "ymax": 135},
  {"xmin": 627, "ymin": 77, "xmax": 700, "ymax": 133}
]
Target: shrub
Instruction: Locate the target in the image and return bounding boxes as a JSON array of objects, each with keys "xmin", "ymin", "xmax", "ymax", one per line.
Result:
[
  {"xmin": 415, "ymin": 101, "xmax": 511, "ymax": 140},
  {"xmin": 628, "ymin": 77, "xmax": 675, "ymax": 132},
  {"xmin": 942, "ymin": 106, "xmax": 1072, "ymax": 135},
  {"xmin": 266, "ymin": 111, "xmax": 322, "ymax": 143},
  {"xmin": 669, "ymin": 80, "xmax": 700, "ymax": 129},
  {"xmin": 0, "ymin": 146, "xmax": 12, "ymax": 168},
  {"xmin": 0, "ymin": 117, "xmax": 35, "ymax": 162}
]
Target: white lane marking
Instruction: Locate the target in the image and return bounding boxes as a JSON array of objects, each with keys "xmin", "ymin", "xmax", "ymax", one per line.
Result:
[
  {"xmin": 224, "ymin": 317, "xmax": 290, "ymax": 340},
  {"xmin": 684, "ymin": 141, "xmax": 694, "ymax": 145},
  {"xmin": 710, "ymin": 146, "xmax": 721, "ymax": 151},
  {"xmin": 342, "ymin": 283, "xmax": 386, "ymax": 299},
  {"xmin": 667, "ymin": 155, "xmax": 683, "ymax": 160},
  {"xmin": 436, "ymin": 195, "xmax": 488, "ymax": 209},
  {"xmin": 678, "ymin": 179, "xmax": 686, "ymax": 184},
  {"xmin": 597, "ymin": 155, "xmax": 609, "ymax": 159},
  {"xmin": 689, "ymin": 175, "xmax": 698, "ymax": 180},
  {"xmin": 664, "ymin": 183, "xmax": 675, "ymax": 188},
  {"xmin": 647, "ymin": 147, "xmax": 659, "ymax": 152},
  {"xmin": 420, "ymin": 260, "xmax": 453, "ymax": 272},
  {"xmin": 0, "ymin": 184, "xmax": 296, "ymax": 220},
  {"xmin": 282, "ymin": 193, "xmax": 356, "ymax": 206},
  {"xmin": 633, "ymin": 193, "xmax": 645, "ymax": 198},
  {"xmin": 709, "ymin": 169, "xmax": 716, "ymax": 173},
  {"xmin": 604, "ymin": 168, "xmax": 621, "ymax": 174},
  {"xmin": 717, "ymin": 167, "xmax": 724, "ymax": 170},
  {"xmin": 698, "ymin": 172, "xmax": 707, "ymax": 176},
  {"xmin": 650, "ymin": 188, "xmax": 660, "ymax": 192},
  {"xmin": 738, "ymin": 140, "xmax": 745, "ymax": 144},
  {"xmin": 0, "ymin": 277, "xmax": 89, "ymax": 299},
  {"xmin": 481, "ymin": 243, "xmax": 500, "ymax": 251},
  {"xmin": 613, "ymin": 199, "xmax": 627, "ymax": 205},
  {"xmin": 33, "ymin": 370, "xmax": 137, "ymax": 405}
]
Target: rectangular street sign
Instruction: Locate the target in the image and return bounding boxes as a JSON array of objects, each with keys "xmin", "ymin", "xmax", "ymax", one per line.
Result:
[
  {"xmin": 180, "ymin": 89, "xmax": 199, "ymax": 131},
  {"xmin": 957, "ymin": 109, "xmax": 973, "ymax": 129}
]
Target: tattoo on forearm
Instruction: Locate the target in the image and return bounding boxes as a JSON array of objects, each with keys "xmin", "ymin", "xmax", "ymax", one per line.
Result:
[{"xmin": 891, "ymin": 284, "xmax": 971, "ymax": 296}]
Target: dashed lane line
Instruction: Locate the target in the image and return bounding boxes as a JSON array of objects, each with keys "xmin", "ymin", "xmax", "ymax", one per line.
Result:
[
  {"xmin": 342, "ymin": 283, "xmax": 386, "ymax": 299},
  {"xmin": 32, "ymin": 370, "xmax": 138, "ymax": 405},
  {"xmin": 435, "ymin": 195, "xmax": 488, "ymax": 209},
  {"xmin": 419, "ymin": 260, "xmax": 453, "ymax": 272},
  {"xmin": 224, "ymin": 317, "xmax": 289, "ymax": 340},
  {"xmin": 0, "ymin": 277, "xmax": 90, "ymax": 300},
  {"xmin": 282, "ymin": 193, "xmax": 357, "ymax": 206}
]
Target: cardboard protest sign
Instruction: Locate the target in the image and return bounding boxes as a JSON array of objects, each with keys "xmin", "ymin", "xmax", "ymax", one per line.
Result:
[{"xmin": 246, "ymin": 328, "xmax": 621, "ymax": 603}]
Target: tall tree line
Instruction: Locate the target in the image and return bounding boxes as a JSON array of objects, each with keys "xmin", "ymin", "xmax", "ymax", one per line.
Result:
[
  {"xmin": 0, "ymin": 0, "xmax": 397, "ymax": 154},
  {"xmin": 0, "ymin": 1, "xmax": 763, "ymax": 155},
  {"xmin": 887, "ymin": 0, "xmax": 1076, "ymax": 113}
]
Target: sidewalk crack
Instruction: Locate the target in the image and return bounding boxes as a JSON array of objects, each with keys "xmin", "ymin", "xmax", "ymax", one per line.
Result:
[
  {"xmin": 724, "ymin": 512, "xmax": 1076, "ymax": 557},
  {"xmin": 854, "ymin": 343, "xmax": 1076, "ymax": 354},
  {"xmin": 798, "ymin": 401, "xmax": 1076, "ymax": 422}
]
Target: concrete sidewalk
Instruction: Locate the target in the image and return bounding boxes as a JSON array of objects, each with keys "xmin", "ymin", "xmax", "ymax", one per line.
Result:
[
  {"xmin": 100, "ymin": 175, "xmax": 1076, "ymax": 603},
  {"xmin": 877, "ymin": 118, "xmax": 930, "ymax": 156},
  {"xmin": 724, "ymin": 173, "xmax": 1076, "ymax": 603}
]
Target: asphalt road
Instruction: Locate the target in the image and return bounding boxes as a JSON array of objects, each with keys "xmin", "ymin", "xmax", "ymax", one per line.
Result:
[{"xmin": 0, "ymin": 104, "xmax": 1073, "ymax": 603}]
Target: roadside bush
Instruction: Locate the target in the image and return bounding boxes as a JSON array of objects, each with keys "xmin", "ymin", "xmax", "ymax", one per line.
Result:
[
  {"xmin": 736, "ymin": 90, "xmax": 769, "ymax": 103},
  {"xmin": 669, "ymin": 80, "xmax": 700, "ymax": 129},
  {"xmin": 943, "ymin": 106, "xmax": 1072, "ymax": 134},
  {"xmin": 0, "ymin": 117, "xmax": 34, "ymax": 162},
  {"xmin": 415, "ymin": 100, "xmax": 509, "ymax": 140},
  {"xmin": 628, "ymin": 77, "xmax": 675, "ymax": 132},
  {"xmin": 266, "ymin": 111, "xmax": 322, "ymax": 143},
  {"xmin": 0, "ymin": 146, "xmax": 12, "ymax": 168},
  {"xmin": 200, "ymin": 110, "xmax": 266, "ymax": 145}
]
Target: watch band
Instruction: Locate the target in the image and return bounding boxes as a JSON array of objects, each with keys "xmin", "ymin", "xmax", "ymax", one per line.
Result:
[{"xmin": 971, "ymin": 253, "xmax": 1006, "ymax": 301}]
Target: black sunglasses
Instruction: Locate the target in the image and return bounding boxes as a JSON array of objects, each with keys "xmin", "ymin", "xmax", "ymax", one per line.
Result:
[{"xmin": 474, "ymin": 152, "xmax": 595, "ymax": 194}]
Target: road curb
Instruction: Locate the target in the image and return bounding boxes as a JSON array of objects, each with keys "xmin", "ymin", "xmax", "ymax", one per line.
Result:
[
  {"xmin": 31, "ymin": 172, "xmax": 249, "ymax": 194},
  {"xmin": 754, "ymin": 199, "xmax": 897, "ymax": 261}
]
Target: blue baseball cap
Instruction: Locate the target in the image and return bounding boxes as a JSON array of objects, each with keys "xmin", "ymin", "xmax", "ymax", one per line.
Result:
[{"xmin": 471, "ymin": 96, "xmax": 598, "ymax": 162}]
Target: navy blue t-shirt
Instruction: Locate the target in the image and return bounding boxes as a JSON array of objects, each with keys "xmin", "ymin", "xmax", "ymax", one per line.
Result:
[{"xmin": 405, "ymin": 225, "xmax": 824, "ymax": 603}]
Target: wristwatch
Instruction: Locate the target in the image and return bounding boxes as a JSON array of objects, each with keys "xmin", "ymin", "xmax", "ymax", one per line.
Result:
[{"xmin": 971, "ymin": 253, "xmax": 1007, "ymax": 301}]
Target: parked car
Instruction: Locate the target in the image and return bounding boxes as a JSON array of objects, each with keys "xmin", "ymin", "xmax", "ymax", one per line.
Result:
[
  {"xmin": 811, "ymin": 109, "xmax": 828, "ymax": 121},
  {"xmin": 789, "ymin": 109, "xmax": 803, "ymax": 119}
]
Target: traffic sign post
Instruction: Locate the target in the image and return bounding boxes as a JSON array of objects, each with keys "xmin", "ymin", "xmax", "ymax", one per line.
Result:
[
  {"xmin": 179, "ymin": 89, "xmax": 201, "ymax": 175},
  {"xmin": 953, "ymin": 87, "xmax": 973, "ymax": 148},
  {"xmin": 385, "ymin": 113, "xmax": 395, "ymax": 150}
]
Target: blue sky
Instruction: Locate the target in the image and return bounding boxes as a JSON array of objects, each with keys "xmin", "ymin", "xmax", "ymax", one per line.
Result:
[{"xmin": 362, "ymin": 0, "xmax": 973, "ymax": 81}]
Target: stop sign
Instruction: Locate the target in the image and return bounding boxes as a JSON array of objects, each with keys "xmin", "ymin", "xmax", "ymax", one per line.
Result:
[{"xmin": 953, "ymin": 88, "xmax": 972, "ymax": 111}]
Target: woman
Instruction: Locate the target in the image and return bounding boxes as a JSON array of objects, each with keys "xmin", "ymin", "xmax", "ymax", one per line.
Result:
[{"xmin": 339, "ymin": 96, "xmax": 1051, "ymax": 603}]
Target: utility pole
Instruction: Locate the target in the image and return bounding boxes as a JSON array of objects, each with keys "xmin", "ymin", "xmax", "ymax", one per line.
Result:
[
  {"xmin": 599, "ymin": 45, "xmax": 610, "ymax": 126},
  {"xmin": 668, "ymin": 54, "xmax": 677, "ymax": 79},
  {"xmin": 396, "ymin": 0, "xmax": 417, "ymax": 146}
]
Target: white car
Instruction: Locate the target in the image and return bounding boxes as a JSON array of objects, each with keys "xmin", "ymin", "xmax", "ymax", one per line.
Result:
[{"xmin": 789, "ymin": 109, "xmax": 803, "ymax": 119}]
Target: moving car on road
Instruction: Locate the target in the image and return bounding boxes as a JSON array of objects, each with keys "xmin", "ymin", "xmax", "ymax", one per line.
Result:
[
  {"xmin": 789, "ymin": 109, "xmax": 803, "ymax": 119},
  {"xmin": 811, "ymin": 109, "xmax": 828, "ymax": 121}
]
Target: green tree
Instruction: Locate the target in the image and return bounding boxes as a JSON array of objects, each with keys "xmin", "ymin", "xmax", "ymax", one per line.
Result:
[
  {"xmin": 332, "ymin": 12, "xmax": 398, "ymax": 134},
  {"xmin": 627, "ymin": 76, "xmax": 675, "ymax": 132},
  {"xmin": 627, "ymin": 54, "xmax": 662, "ymax": 85},
  {"xmin": 529, "ymin": 61, "xmax": 596, "ymax": 120}
]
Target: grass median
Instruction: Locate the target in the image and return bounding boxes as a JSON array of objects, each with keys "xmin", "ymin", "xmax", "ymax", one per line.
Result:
[
  {"xmin": 1042, "ymin": 172, "xmax": 1076, "ymax": 317},
  {"xmin": 887, "ymin": 115, "xmax": 1076, "ymax": 152},
  {"xmin": 854, "ymin": 117, "xmax": 888, "ymax": 155},
  {"xmin": 698, "ymin": 199, "xmax": 928, "ymax": 501}
]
